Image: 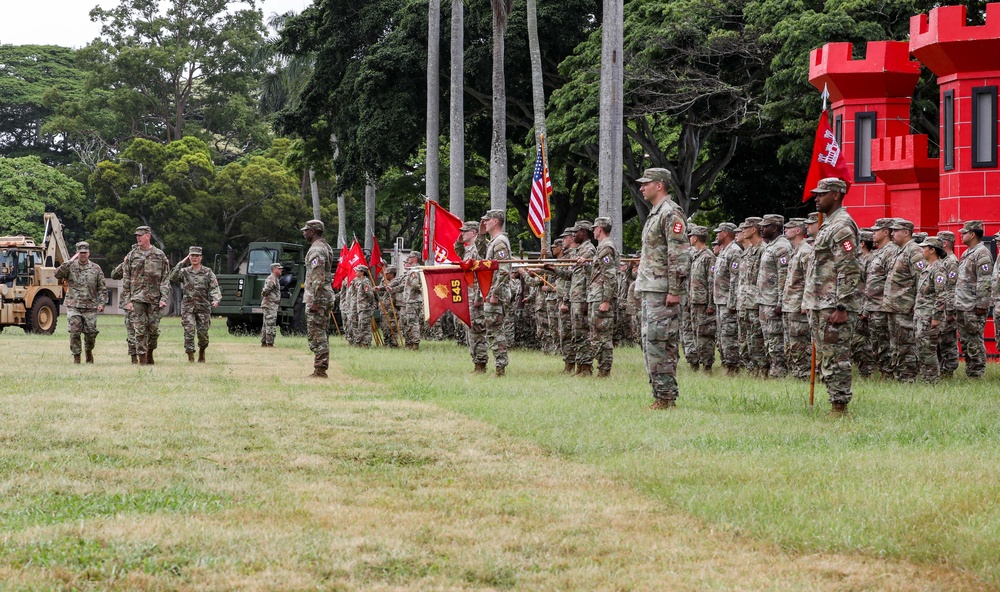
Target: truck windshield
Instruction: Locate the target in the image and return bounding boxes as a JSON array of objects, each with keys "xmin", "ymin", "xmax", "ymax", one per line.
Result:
[{"xmin": 247, "ymin": 248, "xmax": 278, "ymax": 275}]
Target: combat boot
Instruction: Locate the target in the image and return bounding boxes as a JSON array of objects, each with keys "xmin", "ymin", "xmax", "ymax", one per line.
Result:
[
  {"xmin": 829, "ymin": 402, "xmax": 849, "ymax": 417},
  {"xmin": 131, "ymin": 354, "xmax": 139, "ymax": 364},
  {"xmin": 472, "ymin": 363, "xmax": 487, "ymax": 374},
  {"xmin": 73, "ymin": 354, "xmax": 81, "ymax": 364},
  {"xmin": 648, "ymin": 399, "xmax": 676, "ymax": 410},
  {"xmin": 563, "ymin": 362, "xmax": 575, "ymax": 374},
  {"xmin": 597, "ymin": 368, "xmax": 610, "ymax": 378},
  {"xmin": 309, "ymin": 368, "xmax": 328, "ymax": 378},
  {"xmin": 138, "ymin": 353, "xmax": 148, "ymax": 366},
  {"xmin": 702, "ymin": 366, "xmax": 713, "ymax": 375},
  {"xmin": 198, "ymin": 348, "xmax": 206, "ymax": 363},
  {"xmin": 725, "ymin": 366, "xmax": 739, "ymax": 377},
  {"xmin": 495, "ymin": 366, "xmax": 505, "ymax": 377},
  {"xmin": 146, "ymin": 349, "xmax": 155, "ymax": 365},
  {"xmin": 690, "ymin": 363, "xmax": 701, "ymax": 372},
  {"xmin": 85, "ymin": 351, "xmax": 94, "ymax": 364},
  {"xmin": 188, "ymin": 352, "xmax": 195, "ymax": 363},
  {"xmin": 261, "ymin": 342, "xmax": 267, "ymax": 348},
  {"xmin": 577, "ymin": 364, "xmax": 593, "ymax": 376}
]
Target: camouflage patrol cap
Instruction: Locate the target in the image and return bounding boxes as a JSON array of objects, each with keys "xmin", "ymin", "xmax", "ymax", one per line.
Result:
[
  {"xmin": 75, "ymin": 241, "xmax": 90, "ymax": 253},
  {"xmin": 890, "ymin": 219, "xmax": 914, "ymax": 231},
  {"xmin": 859, "ymin": 229, "xmax": 873, "ymax": 242},
  {"xmin": 805, "ymin": 212, "xmax": 820, "ymax": 224},
  {"xmin": 134, "ymin": 226, "xmax": 151, "ymax": 236},
  {"xmin": 593, "ymin": 216, "xmax": 613, "ymax": 231},
  {"xmin": 300, "ymin": 219, "xmax": 324, "ymax": 232},
  {"xmin": 355, "ymin": 264, "xmax": 369, "ymax": 273},
  {"xmin": 743, "ymin": 216, "xmax": 763, "ymax": 228},
  {"xmin": 270, "ymin": 262, "xmax": 284, "ymax": 269},
  {"xmin": 784, "ymin": 218, "xmax": 806, "ymax": 230},
  {"xmin": 407, "ymin": 250, "xmax": 421, "ymax": 259},
  {"xmin": 810, "ymin": 177, "xmax": 848, "ymax": 194},
  {"xmin": 189, "ymin": 246, "xmax": 203, "ymax": 255},
  {"xmin": 871, "ymin": 218, "xmax": 895, "ymax": 231},
  {"xmin": 760, "ymin": 214, "xmax": 785, "ymax": 227},
  {"xmin": 960, "ymin": 220, "xmax": 984, "ymax": 233},
  {"xmin": 573, "ymin": 220, "xmax": 593, "ymax": 232},
  {"xmin": 460, "ymin": 221, "xmax": 479, "ymax": 232},
  {"xmin": 936, "ymin": 231, "xmax": 956, "ymax": 243},
  {"xmin": 921, "ymin": 236, "xmax": 943, "ymax": 249},
  {"xmin": 913, "ymin": 232, "xmax": 928, "ymax": 244},
  {"xmin": 688, "ymin": 225, "xmax": 709, "ymax": 238},
  {"xmin": 636, "ymin": 168, "xmax": 671, "ymax": 183},
  {"xmin": 714, "ymin": 222, "xmax": 738, "ymax": 234},
  {"xmin": 711, "ymin": 238, "xmax": 720, "ymax": 246},
  {"xmin": 481, "ymin": 209, "xmax": 505, "ymax": 221}
]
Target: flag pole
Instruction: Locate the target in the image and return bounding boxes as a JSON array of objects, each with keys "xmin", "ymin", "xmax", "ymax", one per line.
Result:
[
  {"xmin": 808, "ymin": 210, "xmax": 825, "ymax": 409},
  {"xmin": 539, "ymin": 133, "xmax": 551, "ymax": 256}
]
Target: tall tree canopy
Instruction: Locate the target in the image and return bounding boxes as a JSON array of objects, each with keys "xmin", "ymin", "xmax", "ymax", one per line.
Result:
[{"xmin": 0, "ymin": 156, "xmax": 88, "ymax": 242}]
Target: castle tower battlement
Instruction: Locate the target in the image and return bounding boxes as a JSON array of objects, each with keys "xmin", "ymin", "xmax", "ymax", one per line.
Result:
[
  {"xmin": 871, "ymin": 135, "xmax": 940, "ymax": 233},
  {"xmin": 911, "ymin": 4, "xmax": 1000, "ymax": 82}
]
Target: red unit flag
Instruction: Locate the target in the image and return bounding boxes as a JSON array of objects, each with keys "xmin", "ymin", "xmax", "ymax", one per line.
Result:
[
  {"xmin": 420, "ymin": 267, "xmax": 472, "ymax": 327},
  {"xmin": 332, "ymin": 243, "xmax": 350, "ymax": 289},
  {"xmin": 802, "ymin": 110, "xmax": 852, "ymax": 202},
  {"xmin": 422, "ymin": 200, "xmax": 463, "ymax": 263},
  {"xmin": 369, "ymin": 235, "xmax": 384, "ymax": 277}
]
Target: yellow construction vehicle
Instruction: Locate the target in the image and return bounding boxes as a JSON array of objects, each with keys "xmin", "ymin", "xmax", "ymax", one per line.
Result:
[{"xmin": 0, "ymin": 212, "xmax": 70, "ymax": 333}]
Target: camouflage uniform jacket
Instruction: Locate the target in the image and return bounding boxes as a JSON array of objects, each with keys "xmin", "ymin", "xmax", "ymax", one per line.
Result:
[
  {"xmin": 556, "ymin": 246, "xmax": 575, "ymax": 304},
  {"xmin": 170, "ymin": 263, "xmax": 222, "ymax": 309},
  {"xmin": 992, "ymin": 258, "xmax": 1000, "ymax": 308},
  {"xmin": 484, "ymin": 232, "xmax": 512, "ymax": 302},
  {"xmin": 353, "ymin": 276, "xmax": 376, "ymax": 310},
  {"xmin": 801, "ymin": 239, "xmax": 818, "ymax": 311},
  {"xmin": 121, "ymin": 246, "xmax": 170, "ymax": 305},
  {"xmin": 941, "ymin": 253, "xmax": 958, "ymax": 314},
  {"xmin": 914, "ymin": 259, "xmax": 949, "ymax": 322},
  {"xmin": 587, "ymin": 238, "xmax": 619, "ymax": 304},
  {"xmin": 304, "ymin": 239, "xmax": 335, "ymax": 307},
  {"xmin": 568, "ymin": 240, "xmax": 596, "ymax": 303},
  {"xmin": 736, "ymin": 242, "xmax": 763, "ymax": 310},
  {"xmin": 864, "ymin": 242, "xmax": 899, "ymax": 314},
  {"xmin": 955, "ymin": 242, "xmax": 994, "ymax": 311},
  {"xmin": 461, "ymin": 240, "xmax": 483, "ymax": 304},
  {"xmin": 55, "ymin": 259, "xmax": 108, "ymax": 310},
  {"xmin": 679, "ymin": 245, "xmax": 693, "ymax": 301},
  {"xmin": 714, "ymin": 241, "xmax": 742, "ymax": 310},
  {"xmin": 782, "ymin": 240, "xmax": 812, "ymax": 313},
  {"xmin": 261, "ymin": 273, "xmax": 281, "ymax": 307},
  {"xmin": 688, "ymin": 247, "xmax": 716, "ymax": 307},
  {"xmin": 403, "ymin": 268, "xmax": 423, "ymax": 306},
  {"xmin": 859, "ymin": 249, "xmax": 873, "ymax": 287},
  {"xmin": 757, "ymin": 236, "xmax": 792, "ymax": 307},
  {"xmin": 635, "ymin": 197, "xmax": 688, "ymax": 295},
  {"xmin": 809, "ymin": 207, "xmax": 862, "ymax": 312},
  {"xmin": 883, "ymin": 240, "xmax": 924, "ymax": 314}
]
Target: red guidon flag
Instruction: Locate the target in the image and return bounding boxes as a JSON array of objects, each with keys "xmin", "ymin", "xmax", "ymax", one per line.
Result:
[
  {"xmin": 422, "ymin": 200, "xmax": 462, "ymax": 263},
  {"xmin": 332, "ymin": 243, "xmax": 350, "ymax": 289},
  {"xmin": 457, "ymin": 259, "xmax": 498, "ymax": 300},
  {"xmin": 369, "ymin": 234, "xmax": 384, "ymax": 278},
  {"xmin": 420, "ymin": 267, "xmax": 471, "ymax": 327},
  {"xmin": 334, "ymin": 240, "xmax": 365, "ymax": 288},
  {"xmin": 802, "ymin": 109, "xmax": 852, "ymax": 202}
]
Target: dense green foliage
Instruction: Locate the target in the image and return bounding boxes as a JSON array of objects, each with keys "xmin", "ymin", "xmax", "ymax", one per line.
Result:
[{"xmin": 0, "ymin": 156, "xmax": 87, "ymax": 243}]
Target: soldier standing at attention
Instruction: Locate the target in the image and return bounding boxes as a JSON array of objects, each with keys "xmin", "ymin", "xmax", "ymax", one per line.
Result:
[
  {"xmin": 401, "ymin": 251, "xmax": 423, "ymax": 350},
  {"xmin": 914, "ymin": 237, "xmax": 950, "ymax": 383},
  {"xmin": 807, "ymin": 178, "xmax": 862, "ymax": 416},
  {"xmin": 481, "ymin": 209, "xmax": 513, "ymax": 375},
  {"xmin": 781, "ymin": 216, "xmax": 813, "ymax": 380},
  {"xmin": 170, "ymin": 246, "xmax": 222, "ymax": 362},
  {"xmin": 121, "ymin": 226, "xmax": 170, "ymax": 365},
  {"xmin": 111, "ymin": 246, "xmax": 140, "ymax": 363},
  {"xmin": 679, "ymin": 231, "xmax": 697, "ymax": 371},
  {"xmin": 992, "ymin": 233, "xmax": 1000, "ymax": 316},
  {"xmin": 634, "ymin": 168, "xmax": 688, "ymax": 409},
  {"xmin": 352, "ymin": 265, "xmax": 375, "ymax": 348},
  {"xmin": 456, "ymin": 222, "xmax": 488, "ymax": 371},
  {"xmin": 954, "ymin": 220, "xmax": 994, "ymax": 378},
  {"xmin": 260, "ymin": 262, "xmax": 283, "ymax": 347},
  {"xmin": 687, "ymin": 225, "xmax": 716, "ymax": 374},
  {"xmin": 863, "ymin": 218, "xmax": 900, "ymax": 379},
  {"xmin": 55, "ymin": 241, "xmax": 108, "ymax": 364},
  {"xmin": 737, "ymin": 217, "xmax": 765, "ymax": 377},
  {"xmin": 850, "ymin": 229, "xmax": 875, "ymax": 377},
  {"xmin": 587, "ymin": 217, "xmax": 619, "ymax": 377},
  {"xmin": 568, "ymin": 221, "xmax": 596, "ymax": 374},
  {"xmin": 555, "ymin": 229, "xmax": 577, "ymax": 373},
  {"xmin": 712, "ymin": 222, "xmax": 742, "ymax": 375},
  {"xmin": 757, "ymin": 214, "xmax": 791, "ymax": 378},
  {"xmin": 884, "ymin": 219, "xmax": 924, "ymax": 382},
  {"xmin": 301, "ymin": 219, "xmax": 335, "ymax": 378},
  {"xmin": 935, "ymin": 231, "xmax": 959, "ymax": 378}
]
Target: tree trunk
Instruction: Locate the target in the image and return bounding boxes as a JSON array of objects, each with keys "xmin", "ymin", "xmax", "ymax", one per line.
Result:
[
  {"xmin": 598, "ymin": 0, "xmax": 624, "ymax": 253},
  {"xmin": 365, "ymin": 181, "xmax": 376, "ymax": 252},
  {"xmin": 426, "ymin": 0, "xmax": 441, "ymax": 204},
  {"xmin": 526, "ymin": 0, "xmax": 549, "ymax": 252},
  {"xmin": 337, "ymin": 192, "xmax": 347, "ymax": 248},
  {"xmin": 309, "ymin": 168, "xmax": 322, "ymax": 220},
  {"xmin": 489, "ymin": 1, "xmax": 512, "ymax": 212},
  {"xmin": 449, "ymin": 0, "xmax": 465, "ymax": 222}
]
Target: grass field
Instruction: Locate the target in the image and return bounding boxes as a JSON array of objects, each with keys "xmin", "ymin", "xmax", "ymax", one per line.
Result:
[{"xmin": 1, "ymin": 317, "xmax": 997, "ymax": 590}]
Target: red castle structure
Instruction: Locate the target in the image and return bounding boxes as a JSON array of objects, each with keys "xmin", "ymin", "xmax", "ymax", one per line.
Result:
[{"xmin": 808, "ymin": 4, "xmax": 1000, "ymax": 355}]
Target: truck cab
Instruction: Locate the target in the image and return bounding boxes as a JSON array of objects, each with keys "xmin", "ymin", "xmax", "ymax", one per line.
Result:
[{"xmin": 215, "ymin": 242, "xmax": 308, "ymax": 335}]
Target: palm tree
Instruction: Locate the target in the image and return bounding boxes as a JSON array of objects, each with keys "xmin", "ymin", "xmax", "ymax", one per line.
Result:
[
  {"xmin": 490, "ymin": 0, "xmax": 514, "ymax": 212},
  {"xmin": 598, "ymin": 0, "xmax": 624, "ymax": 252},
  {"xmin": 526, "ymin": 0, "xmax": 548, "ymax": 249},
  {"xmin": 427, "ymin": 0, "xmax": 441, "ymax": 204},
  {"xmin": 449, "ymin": 0, "xmax": 465, "ymax": 221}
]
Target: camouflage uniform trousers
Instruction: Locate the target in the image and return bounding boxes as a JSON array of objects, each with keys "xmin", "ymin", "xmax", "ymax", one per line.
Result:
[
  {"xmin": 937, "ymin": 317, "xmax": 959, "ymax": 376},
  {"xmin": 503, "ymin": 307, "xmax": 517, "ymax": 347},
  {"xmin": 355, "ymin": 305, "xmax": 374, "ymax": 347},
  {"xmin": 543, "ymin": 299, "xmax": 559, "ymax": 353},
  {"xmin": 680, "ymin": 296, "xmax": 697, "ymax": 367},
  {"xmin": 403, "ymin": 304, "xmax": 422, "ymax": 348},
  {"xmin": 468, "ymin": 301, "xmax": 488, "ymax": 364},
  {"xmin": 124, "ymin": 309, "xmax": 137, "ymax": 356},
  {"xmin": 306, "ymin": 306, "xmax": 331, "ymax": 370},
  {"xmin": 808, "ymin": 309, "xmax": 856, "ymax": 405},
  {"xmin": 180, "ymin": 305, "xmax": 212, "ymax": 353},
  {"xmin": 758, "ymin": 305, "xmax": 787, "ymax": 378},
  {"xmin": 570, "ymin": 303, "xmax": 592, "ymax": 365},
  {"xmin": 850, "ymin": 315, "xmax": 874, "ymax": 377},
  {"xmin": 738, "ymin": 308, "xmax": 766, "ymax": 372},
  {"xmin": 716, "ymin": 307, "xmax": 740, "ymax": 370},
  {"xmin": 66, "ymin": 308, "xmax": 99, "ymax": 356},
  {"xmin": 587, "ymin": 305, "xmax": 615, "ymax": 372},
  {"xmin": 534, "ymin": 305, "xmax": 549, "ymax": 350},
  {"xmin": 957, "ymin": 311, "xmax": 988, "ymax": 377},
  {"xmin": 888, "ymin": 312, "xmax": 917, "ymax": 382},
  {"xmin": 867, "ymin": 312, "xmax": 893, "ymax": 377},
  {"xmin": 641, "ymin": 293, "xmax": 681, "ymax": 403},
  {"xmin": 131, "ymin": 302, "xmax": 161, "ymax": 356},
  {"xmin": 377, "ymin": 306, "xmax": 400, "ymax": 348},
  {"xmin": 914, "ymin": 314, "xmax": 942, "ymax": 383},
  {"xmin": 783, "ymin": 311, "xmax": 811, "ymax": 380},
  {"xmin": 690, "ymin": 304, "xmax": 716, "ymax": 369},
  {"xmin": 483, "ymin": 301, "xmax": 509, "ymax": 369},
  {"xmin": 559, "ymin": 306, "xmax": 573, "ymax": 364},
  {"xmin": 261, "ymin": 303, "xmax": 278, "ymax": 346}
]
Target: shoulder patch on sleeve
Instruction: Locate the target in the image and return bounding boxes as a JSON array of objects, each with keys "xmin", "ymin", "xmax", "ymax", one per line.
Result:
[
  {"xmin": 842, "ymin": 240, "xmax": 854, "ymax": 252},
  {"xmin": 917, "ymin": 260, "xmax": 925, "ymax": 269},
  {"xmin": 672, "ymin": 221, "xmax": 684, "ymax": 234}
]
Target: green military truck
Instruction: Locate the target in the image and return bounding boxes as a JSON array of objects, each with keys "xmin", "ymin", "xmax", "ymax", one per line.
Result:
[{"xmin": 215, "ymin": 242, "xmax": 309, "ymax": 336}]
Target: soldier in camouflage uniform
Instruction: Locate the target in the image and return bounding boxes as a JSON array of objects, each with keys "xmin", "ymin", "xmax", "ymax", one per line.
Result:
[
  {"xmin": 169, "ymin": 246, "xmax": 222, "ymax": 362},
  {"xmin": 935, "ymin": 231, "xmax": 959, "ymax": 377},
  {"xmin": 757, "ymin": 214, "xmax": 791, "ymax": 378},
  {"xmin": 301, "ymin": 219, "xmax": 335, "ymax": 378},
  {"xmin": 121, "ymin": 226, "xmax": 170, "ymax": 365},
  {"xmin": 781, "ymin": 216, "xmax": 812, "ymax": 380},
  {"xmin": 992, "ymin": 232, "xmax": 1000, "ymax": 316},
  {"xmin": 111, "ymin": 246, "xmax": 140, "ymax": 362},
  {"xmin": 554, "ymin": 229, "xmax": 577, "ymax": 373},
  {"xmin": 687, "ymin": 225, "xmax": 716, "ymax": 373},
  {"xmin": 55, "ymin": 241, "xmax": 108, "ymax": 364},
  {"xmin": 567, "ymin": 221, "xmax": 596, "ymax": 374},
  {"xmin": 454, "ymin": 221, "xmax": 488, "ymax": 371},
  {"xmin": 913, "ymin": 237, "xmax": 950, "ymax": 383},
  {"xmin": 482, "ymin": 209, "xmax": 513, "ymax": 375},
  {"xmin": 955, "ymin": 220, "xmax": 994, "ymax": 378},
  {"xmin": 400, "ymin": 251, "xmax": 423, "ymax": 350},
  {"xmin": 375, "ymin": 268, "xmax": 400, "ymax": 348},
  {"xmin": 884, "ymin": 219, "xmax": 924, "ymax": 382},
  {"xmin": 737, "ymin": 217, "xmax": 766, "ymax": 376},
  {"xmin": 807, "ymin": 178, "xmax": 862, "ymax": 415},
  {"xmin": 712, "ymin": 222, "xmax": 741, "ymax": 374},
  {"xmin": 260, "ymin": 262, "xmax": 283, "ymax": 347},
  {"xmin": 862, "ymin": 218, "xmax": 899, "ymax": 378},
  {"xmin": 679, "ymin": 239, "xmax": 697, "ymax": 370},
  {"xmin": 352, "ymin": 265, "xmax": 375, "ymax": 347},
  {"xmin": 587, "ymin": 217, "xmax": 619, "ymax": 377},
  {"xmin": 634, "ymin": 168, "xmax": 689, "ymax": 409},
  {"xmin": 850, "ymin": 229, "xmax": 875, "ymax": 377}
]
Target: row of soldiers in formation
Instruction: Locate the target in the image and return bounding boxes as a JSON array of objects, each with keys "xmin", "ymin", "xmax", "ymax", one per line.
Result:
[{"xmin": 51, "ymin": 226, "xmax": 223, "ymax": 364}]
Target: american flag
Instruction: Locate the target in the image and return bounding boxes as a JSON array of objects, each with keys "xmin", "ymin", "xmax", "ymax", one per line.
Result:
[{"xmin": 527, "ymin": 146, "xmax": 552, "ymax": 238}]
